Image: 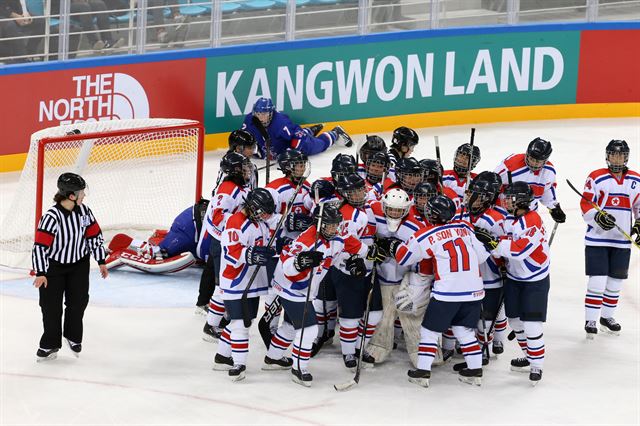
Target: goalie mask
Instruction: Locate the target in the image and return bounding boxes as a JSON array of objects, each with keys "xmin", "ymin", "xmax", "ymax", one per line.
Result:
[
  {"xmin": 365, "ymin": 151, "xmax": 391, "ymax": 184},
  {"xmin": 605, "ymin": 139, "xmax": 629, "ymax": 174},
  {"xmin": 335, "ymin": 173, "xmax": 367, "ymax": 208},
  {"xmin": 396, "ymin": 157, "xmax": 423, "ymax": 194},
  {"xmin": 252, "ymin": 97, "xmax": 275, "ymax": 127},
  {"xmin": 277, "ymin": 149, "xmax": 310, "ymax": 184},
  {"xmin": 313, "ymin": 204, "xmax": 343, "ymax": 240},
  {"xmin": 244, "ymin": 188, "xmax": 275, "ymax": 222},
  {"xmin": 382, "ymin": 188, "xmax": 411, "ymax": 232},
  {"xmin": 453, "ymin": 143, "xmax": 481, "ymax": 175},
  {"xmin": 360, "ymin": 135, "xmax": 387, "ymax": 164}
]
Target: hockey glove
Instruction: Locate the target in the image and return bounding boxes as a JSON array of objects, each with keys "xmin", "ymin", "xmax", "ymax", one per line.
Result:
[
  {"xmin": 293, "ymin": 250, "xmax": 324, "ymax": 272},
  {"xmin": 310, "ymin": 179, "xmax": 336, "ymax": 200},
  {"xmin": 285, "ymin": 213, "xmax": 314, "ymax": 232},
  {"xmin": 549, "ymin": 204, "xmax": 566, "ymax": 223},
  {"xmin": 474, "ymin": 227, "xmax": 499, "ymax": 251},
  {"xmin": 594, "ymin": 210, "xmax": 616, "ymax": 231},
  {"xmin": 366, "ymin": 243, "xmax": 386, "ymax": 263},
  {"xmin": 245, "ymin": 246, "xmax": 276, "ymax": 266},
  {"xmin": 345, "ymin": 255, "xmax": 367, "ymax": 277},
  {"xmin": 276, "ymin": 236, "xmax": 293, "ymax": 254},
  {"xmin": 376, "ymin": 237, "xmax": 402, "ymax": 258},
  {"xmin": 631, "ymin": 219, "xmax": 640, "ymax": 245}
]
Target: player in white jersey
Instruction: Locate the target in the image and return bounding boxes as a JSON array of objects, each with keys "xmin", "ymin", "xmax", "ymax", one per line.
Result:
[
  {"xmin": 367, "ymin": 189, "xmax": 429, "ymax": 366},
  {"xmin": 213, "ymin": 189, "xmax": 279, "ymax": 381},
  {"xmin": 388, "ymin": 126, "xmax": 419, "ymax": 181},
  {"xmin": 386, "ymin": 157, "xmax": 424, "ymax": 198},
  {"xmin": 580, "ymin": 140, "xmax": 640, "ymax": 338},
  {"xmin": 443, "ymin": 143, "xmax": 481, "ymax": 201},
  {"xmin": 269, "ymin": 205, "xmax": 346, "ymax": 386},
  {"xmin": 381, "ymin": 195, "xmax": 489, "ymax": 387},
  {"xmin": 461, "ymin": 172, "xmax": 507, "ymax": 358},
  {"xmin": 356, "ymin": 134, "xmax": 387, "ymax": 180},
  {"xmin": 494, "ymin": 138, "xmax": 566, "ymax": 224},
  {"xmin": 475, "ymin": 181, "xmax": 550, "ymax": 385},
  {"xmin": 199, "ymin": 152, "xmax": 253, "ymax": 341}
]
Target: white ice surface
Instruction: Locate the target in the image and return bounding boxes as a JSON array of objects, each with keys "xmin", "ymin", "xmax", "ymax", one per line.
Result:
[{"xmin": 1, "ymin": 117, "xmax": 639, "ymax": 425}]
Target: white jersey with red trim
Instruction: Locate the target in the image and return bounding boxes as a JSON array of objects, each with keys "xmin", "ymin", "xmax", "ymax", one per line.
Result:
[
  {"xmin": 370, "ymin": 200, "xmax": 425, "ymax": 286},
  {"xmin": 334, "ymin": 203, "xmax": 375, "ymax": 274},
  {"xmin": 395, "ymin": 220, "xmax": 488, "ymax": 302},
  {"xmin": 266, "ymin": 176, "xmax": 311, "ymax": 239},
  {"xmin": 443, "ymin": 170, "xmax": 477, "ymax": 200},
  {"xmin": 218, "ymin": 211, "xmax": 280, "ymax": 300},
  {"xmin": 201, "ymin": 181, "xmax": 247, "ymax": 242},
  {"xmin": 461, "ymin": 208, "xmax": 506, "ymax": 289},
  {"xmin": 302, "ymin": 177, "xmax": 342, "ymax": 213},
  {"xmin": 365, "ymin": 179, "xmax": 385, "ymax": 202},
  {"xmin": 272, "ymin": 226, "xmax": 345, "ymax": 303},
  {"xmin": 581, "ymin": 168, "xmax": 640, "ymax": 249},
  {"xmin": 493, "ymin": 210, "xmax": 550, "ymax": 282},
  {"xmin": 494, "ymin": 153, "xmax": 559, "ymax": 211}
]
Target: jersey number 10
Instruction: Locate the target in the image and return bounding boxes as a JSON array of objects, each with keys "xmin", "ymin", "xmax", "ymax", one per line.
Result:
[{"xmin": 442, "ymin": 238, "xmax": 471, "ymax": 272}]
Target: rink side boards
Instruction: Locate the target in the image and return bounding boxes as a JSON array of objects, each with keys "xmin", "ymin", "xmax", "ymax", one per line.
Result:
[{"xmin": 0, "ymin": 22, "xmax": 638, "ymax": 173}]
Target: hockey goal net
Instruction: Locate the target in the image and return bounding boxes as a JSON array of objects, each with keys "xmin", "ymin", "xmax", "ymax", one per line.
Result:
[{"xmin": 0, "ymin": 118, "xmax": 204, "ymax": 269}]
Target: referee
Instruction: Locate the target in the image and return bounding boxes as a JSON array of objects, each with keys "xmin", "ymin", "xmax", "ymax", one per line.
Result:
[{"xmin": 32, "ymin": 172, "xmax": 108, "ymax": 362}]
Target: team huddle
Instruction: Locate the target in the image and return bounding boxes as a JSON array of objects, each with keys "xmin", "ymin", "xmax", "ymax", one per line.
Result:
[{"xmin": 105, "ymin": 98, "xmax": 640, "ymax": 389}]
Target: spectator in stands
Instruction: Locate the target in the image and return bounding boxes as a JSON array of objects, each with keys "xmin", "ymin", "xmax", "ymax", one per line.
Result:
[
  {"xmin": 0, "ymin": 0, "xmax": 45, "ymax": 62},
  {"xmin": 148, "ymin": 0, "xmax": 185, "ymax": 43},
  {"xmin": 51, "ymin": 0, "xmax": 125, "ymax": 51}
]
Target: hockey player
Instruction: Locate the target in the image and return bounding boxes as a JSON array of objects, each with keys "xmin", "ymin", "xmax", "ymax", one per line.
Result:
[
  {"xmin": 363, "ymin": 151, "xmax": 392, "ymax": 201},
  {"xmin": 494, "ymin": 138, "xmax": 566, "ymax": 223},
  {"xmin": 366, "ymin": 188, "xmax": 428, "ymax": 366},
  {"xmin": 388, "ymin": 126, "xmax": 419, "ymax": 165},
  {"xmin": 228, "ymin": 128, "xmax": 257, "ymax": 158},
  {"xmin": 213, "ymin": 188, "xmax": 279, "ymax": 381},
  {"xmin": 443, "ymin": 143, "xmax": 481, "ymax": 200},
  {"xmin": 580, "ymin": 140, "xmax": 640, "ymax": 338},
  {"xmin": 199, "ymin": 152, "xmax": 253, "ymax": 338},
  {"xmin": 421, "ymin": 159, "xmax": 461, "ymax": 208},
  {"xmin": 105, "ymin": 199, "xmax": 210, "ymax": 274},
  {"xmin": 411, "ymin": 182, "xmax": 438, "ymax": 224},
  {"xmin": 330, "ymin": 173, "xmax": 381, "ymax": 369},
  {"xmin": 382, "ymin": 195, "xmax": 489, "ymax": 387},
  {"xmin": 269, "ymin": 204, "xmax": 346, "ymax": 386},
  {"xmin": 356, "ymin": 135, "xmax": 387, "ymax": 177},
  {"xmin": 474, "ymin": 181, "xmax": 550, "ymax": 385},
  {"xmin": 463, "ymin": 174, "xmax": 507, "ymax": 357},
  {"xmin": 388, "ymin": 157, "xmax": 423, "ymax": 196},
  {"xmin": 242, "ymin": 97, "xmax": 352, "ymax": 158}
]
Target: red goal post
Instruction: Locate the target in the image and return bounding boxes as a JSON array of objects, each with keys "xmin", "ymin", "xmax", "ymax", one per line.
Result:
[{"xmin": 1, "ymin": 118, "xmax": 204, "ymax": 269}]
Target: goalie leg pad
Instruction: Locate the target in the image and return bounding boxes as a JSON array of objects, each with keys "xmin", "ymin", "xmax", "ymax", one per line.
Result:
[
  {"xmin": 366, "ymin": 285, "xmax": 398, "ymax": 364},
  {"xmin": 119, "ymin": 251, "xmax": 195, "ymax": 274}
]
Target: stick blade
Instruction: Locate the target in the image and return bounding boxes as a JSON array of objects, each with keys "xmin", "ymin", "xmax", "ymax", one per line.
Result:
[{"xmin": 334, "ymin": 379, "xmax": 358, "ymax": 392}]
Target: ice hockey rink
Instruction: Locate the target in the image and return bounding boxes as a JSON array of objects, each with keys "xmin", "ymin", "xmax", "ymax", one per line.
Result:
[{"xmin": 1, "ymin": 117, "xmax": 638, "ymax": 425}]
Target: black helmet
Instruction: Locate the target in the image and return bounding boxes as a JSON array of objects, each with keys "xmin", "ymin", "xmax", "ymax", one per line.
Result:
[
  {"xmin": 396, "ymin": 157, "xmax": 423, "ymax": 194},
  {"xmin": 467, "ymin": 178, "xmax": 497, "ymax": 215},
  {"xmin": 365, "ymin": 151, "xmax": 391, "ymax": 184},
  {"xmin": 605, "ymin": 139, "xmax": 630, "ymax": 173},
  {"xmin": 413, "ymin": 182, "xmax": 438, "ymax": 212},
  {"xmin": 473, "ymin": 171, "xmax": 502, "ymax": 205},
  {"xmin": 453, "ymin": 143, "xmax": 481, "ymax": 175},
  {"xmin": 310, "ymin": 179, "xmax": 336, "ymax": 200},
  {"xmin": 277, "ymin": 149, "xmax": 309, "ymax": 182},
  {"xmin": 228, "ymin": 129, "xmax": 256, "ymax": 152},
  {"xmin": 220, "ymin": 152, "xmax": 251, "ymax": 184},
  {"xmin": 360, "ymin": 135, "xmax": 387, "ymax": 163},
  {"xmin": 525, "ymin": 138, "xmax": 552, "ymax": 171},
  {"xmin": 331, "ymin": 153, "xmax": 357, "ymax": 181},
  {"xmin": 424, "ymin": 195, "xmax": 456, "ymax": 225},
  {"xmin": 420, "ymin": 159, "xmax": 443, "ymax": 185},
  {"xmin": 391, "ymin": 126, "xmax": 419, "ymax": 147},
  {"xmin": 57, "ymin": 172, "xmax": 86, "ymax": 197},
  {"xmin": 313, "ymin": 204, "xmax": 343, "ymax": 240},
  {"xmin": 245, "ymin": 188, "xmax": 275, "ymax": 222},
  {"xmin": 502, "ymin": 181, "xmax": 534, "ymax": 214},
  {"xmin": 335, "ymin": 173, "xmax": 366, "ymax": 208}
]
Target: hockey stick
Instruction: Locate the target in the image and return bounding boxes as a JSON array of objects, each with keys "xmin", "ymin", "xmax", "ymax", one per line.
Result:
[
  {"xmin": 548, "ymin": 222, "xmax": 559, "ymax": 246},
  {"xmin": 240, "ymin": 164, "xmax": 311, "ymax": 327},
  {"xmin": 566, "ymin": 179, "xmax": 639, "ymax": 249},
  {"xmin": 296, "ymin": 188, "xmax": 324, "ymax": 375},
  {"xmin": 334, "ymin": 267, "xmax": 376, "ymax": 392},
  {"xmin": 252, "ymin": 116, "xmax": 271, "ymax": 184},
  {"xmin": 434, "ymin": 135, "xmax": 441, "ymax": 166}
]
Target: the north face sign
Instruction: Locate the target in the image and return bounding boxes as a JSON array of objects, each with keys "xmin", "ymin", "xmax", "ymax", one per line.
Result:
[{"xmin": 38, "ymin": 73, "xmax": 150, "ymax": 125}]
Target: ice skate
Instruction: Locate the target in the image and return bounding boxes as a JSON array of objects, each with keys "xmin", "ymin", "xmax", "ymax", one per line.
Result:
[
  {"xmin": 585, "ymin": 320, "xmax": 598, "ymax": 339},
  {"xmin": 355, "ymin": 348, "xmax": 375, "ymax": 368},
  {"xmin": 228, "ymin": 364, "xmax": 246, "ymax": 382},
  {"xmin": 529, "ymin": 367, "xmax": 543, "ymax": 386},
  {"xmin": 452, "ymin": 357, "xmax": 488, "ymax": 373},
  {"xmin": 36, "ymin": 348, "xmax": 59, "ymax": 362},
  {"xmin": 306, "ymin": 124, "xmax": 324, "ymax": 137},
  {"xmin": 492, "ymin": 341, "xmax": 504, "ymax": 355},
  {"xmin": 458, "ymin": 368, "xmax": 482, "ymax": 386},
  {"xmin": 599, "ymin": 317, "xmax": 621, "ymax": 336},
  {"xmin": 343, "ymin": 354, "xmax": 357, "ymax": 370},
  {"xmin": 510, "ymin": 357, "xmax": 530, "ymax": 373},
  {"xmin": 262, "ymin": 355, "xmax": 293, "ymax": 370},
  {"xmin": 65, "ymin": 339, "xmax": 81, "ymax": 358},
  {"xmin": 202, "ymin": 323, "xmax": 221, "ymax": 343},
  {"xmin": 212, "ymin": 353, "xmax": 233, "ymax": 371},
  {"xmin": 291, "ymin": 368, "xmax": 313, "ymax": 387},
  {"xmin": 332, "ymin": 126, "xmax": 354, "ymax": 147},
  {"xmin": 407, "ymin": 368, "xmax": 430, "ymax": 387},
  {"xmin": 194, "ymin": 304, "xmax": 207, "ymax": 316}
]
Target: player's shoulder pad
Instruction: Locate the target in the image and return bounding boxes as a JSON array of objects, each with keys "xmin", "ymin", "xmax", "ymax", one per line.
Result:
[
  {"xmin": 543, "ymin": 160, "xmax": 556, "ymax": 174},
  {"xmin": 370, "ymin": 200, "xmax": 384, "ymax": 216},
  {"xmin": 403, "ymin": 214, "xmax": 425, "ymax": 231},
  {"xmin": 216, "ymin": 180, "xmax": 241, "ymax": 197},
  {"xmin": 443, "ymin": 187, "xmax": 459, "ymax": 200},
  {"xmin": 504, "ymin": 153, "xmax": 525, "ymax": 170},
  {"xmin": 484, "ymin": 207, "xmax": 506, "ymax": 222},
  {"xmin": 226, "ymin": 210, "xmax": 249, "ymax": 230},
  {"xmin": 588, "ymin": 168, "xmax": 611, "ymax": 181},
  {"xmin": 522, "ymin": 210, "xmax": 543, "ymax": 229},
  {"xmin": 266, "ymin": 176, "xmax": 288, "ymax": 190},
  {"xmin": 294, "ymin": 225, "xmax": 319, "ymax": 248},
  {"xmin": 625, "ymin": 169, "xmax": 640, "ymax": 178}
]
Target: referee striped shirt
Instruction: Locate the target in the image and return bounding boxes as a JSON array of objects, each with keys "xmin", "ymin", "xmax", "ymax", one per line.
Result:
[{"xmin": 32, "ymin": 203, "xmax": 107, "ymax": 276}]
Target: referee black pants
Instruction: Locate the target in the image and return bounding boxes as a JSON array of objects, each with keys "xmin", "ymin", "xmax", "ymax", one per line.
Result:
[{"xmin": 39, "ymin": 256, "xmax": 90, "ymax": 350}]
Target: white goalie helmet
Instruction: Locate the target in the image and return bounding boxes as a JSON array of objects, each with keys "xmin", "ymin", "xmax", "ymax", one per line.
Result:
[{"xmin": 382, "ymin": 188, "xmax": 412, "ymax": 232}]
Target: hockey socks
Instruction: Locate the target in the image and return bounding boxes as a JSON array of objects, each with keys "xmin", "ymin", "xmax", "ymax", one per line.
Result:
[
  {"xmin": 508, "ymin": 317, "xmax": 528, "ymax": 357},
  {"xmin": 524, "ymin": 321, "xmax": 545, "ymax": 369},
  {"xmin": 339, "ymin": 318, "xmax": 359, "ymax": 355},
  {"xmin": 452, "ymin": 326, "xmax": 482, "ymax": 370},
  {"xmin": 266, "ymin": 321, "xmax": 295, "ymax": 361},
  {"xmin": 207, "ymin": 291, "xmax": 226, "ymax": 328},
  {"xmin": 417, "ymin": 328, "xmax": 440, "ymax": 371},
  {"xmin": 292, "ymin": 325, "xmax": 318, "ymax": 372},
  {"xmin": 601, "ymin": 277, "xmax": 623, "ymax": 320},
  {"xmin": 585, "ymin": 275, "xmax": 606, "ymax": 322},
  {"xmin": 354, "ymin": 310, "xmax": 383, "ymax": 353}
]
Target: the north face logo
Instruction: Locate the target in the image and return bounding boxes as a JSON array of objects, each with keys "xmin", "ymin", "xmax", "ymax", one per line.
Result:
[{"xmin": 38, "ymin": 73, "xmax": 150, "ymax": 125}]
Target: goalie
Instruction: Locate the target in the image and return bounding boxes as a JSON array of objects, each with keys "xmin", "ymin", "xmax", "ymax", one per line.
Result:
[{"xmin": 105, "ymin": 198, "xmax": 210, "ymax": 274}]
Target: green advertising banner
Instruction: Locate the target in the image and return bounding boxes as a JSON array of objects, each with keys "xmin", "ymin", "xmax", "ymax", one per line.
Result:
[{"xmin": 204, "ymin": 31, "xmax": 580, "ymax": 133}]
